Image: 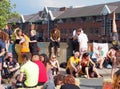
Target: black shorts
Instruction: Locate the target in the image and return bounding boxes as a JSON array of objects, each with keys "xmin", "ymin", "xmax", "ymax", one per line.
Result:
[
  {"xmin": 49, "ymin": 41, "xmax": 60, "ymax": 48},
  {"xmin": 66, "ymin": 68, "xmax": 76, "ymax": 76},
  {"xmin": 82, "ymin": 66, "xmax": 93, "ymax": 74}
]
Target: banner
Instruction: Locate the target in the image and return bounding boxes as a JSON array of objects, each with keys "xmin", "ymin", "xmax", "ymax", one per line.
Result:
[{"xmin": 92, "ymin": 42, "xmax": 108, "ymax": 58}]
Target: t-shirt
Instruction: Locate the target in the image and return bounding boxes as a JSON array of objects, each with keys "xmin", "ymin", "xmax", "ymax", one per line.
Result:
[
  {"xmin": 77, "ymin": 33, "xmax": 88, "ymax": 49},
  {"xmin": 0, "ymin": 39, "xmax": 5, "ymax": 53},
  {"xmin": 20, "ymin": 60, "xmax": 39, "ymax": 87},
  {"xmin": 34, "ymin": 60, "xmax": 48, "ymax": 83},
  {"xmin": 66, "ymin": 56, "xmax": 80, "ymax": 69},
  {"xmin": 21, "ymin": 35, "xmax": 30, "ymax": 53}
]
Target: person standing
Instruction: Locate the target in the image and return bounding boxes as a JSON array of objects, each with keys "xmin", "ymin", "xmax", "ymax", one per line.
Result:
[
  {"xmin": 29, "ymin": 30, "xmax": 39, "ymax": 55},
  {"xmin": 76, "ymin": 28, "xmax": 88, "ymax": 56},
  {"xmin": 49, "ymin": 25, "xmax": 60, "ymax": 57},
  {"xmin": 0, "ymin": 29, "xmax": 9, "ymax": 71},
  {"xmin": 72, "ymin": 29, "xmax": 79, "ymax": 53},
  {"xmin": 0, "ymin": 29, "xmax": 9, "ymax": 84},
  {"xmin": 14, "ymin": 28, "xmax": 30, "ymax": 64}
]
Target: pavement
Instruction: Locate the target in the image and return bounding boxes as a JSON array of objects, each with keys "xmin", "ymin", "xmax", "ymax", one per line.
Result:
[{"xmin": 60, "ymin": 67, "xmax": 112, "ymax": 89}]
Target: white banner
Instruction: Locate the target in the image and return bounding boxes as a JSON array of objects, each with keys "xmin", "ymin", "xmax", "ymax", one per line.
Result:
[{"xmin": 92, "ymin": 42, "xmax": 108, "ymax": 58}]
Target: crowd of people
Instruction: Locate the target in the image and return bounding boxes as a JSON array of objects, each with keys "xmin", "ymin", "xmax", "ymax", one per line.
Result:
[{"xmin": 0, "ymin": 11, "xmax": 119, "ymax": 89}]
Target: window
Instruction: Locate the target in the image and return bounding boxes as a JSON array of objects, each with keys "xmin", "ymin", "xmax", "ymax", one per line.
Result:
[
  {"xmin": 57, "ymin": 19, "xmax": 63, "ymax": 23},
  {"xmin": 90, "ymin": 28, "xmax": 94, "ymax": 34},
  {"xmin": 96, "ymin": 16, "xmax": 102, "ymax": 22},
  {"xmin": 86, "ymin": 16, "xmax": 93, "ymax": 22},
  {"xmin": 62, "ymin": 19, "xmax": 66, "ymax": 23},
  {"xmin": 66, "ymin": 18, "xmax": 72, "ymax": 23},
  {"xmin": 116, "ymin": 14, "xmax": 120, "ymax": 20},
  {"xmin": 71, "ymin": 18, "xmax": 76, "ymax": 22},
  {"xmin": 95, "ymin": 28, "xmax": 99, "ymax": 35}
]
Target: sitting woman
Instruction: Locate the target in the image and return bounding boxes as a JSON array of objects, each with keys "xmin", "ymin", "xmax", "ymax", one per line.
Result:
[
  {"xmin": 91, "ymin": 46, "xmax": 105, "ymax": 69},
  {"xmin": 81, "ymin": 52, "xmax": 102, "ymax": 79},
  {"xmin": 2, "ymin": 52, "xmax": 20, "ymax": 79}
]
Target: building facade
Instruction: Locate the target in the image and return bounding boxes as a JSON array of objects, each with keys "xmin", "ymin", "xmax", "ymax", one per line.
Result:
[{"xmin": 11, "ymin": 1, "xmax": 120, "ymax": 43}]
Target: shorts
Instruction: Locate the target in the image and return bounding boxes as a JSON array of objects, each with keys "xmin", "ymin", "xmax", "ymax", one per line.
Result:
[
  {"xmin": 82, "ymin": 66, "xmax": 93, "ymax": 74},
  {"xmin": 49, "ymin": 40, "xmax": 60, "ymax": 48},
  {"xmin": 66, "ymin": 68, "xmax": 76, "ymax": 76},
  {"xmin": 112, "ymin": 32, "xmax": 119, "ymax": 45}
]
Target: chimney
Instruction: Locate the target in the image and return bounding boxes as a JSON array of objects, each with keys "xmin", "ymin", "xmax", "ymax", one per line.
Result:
[{"xmin": 59, "ymin": 7, "xmax": 67, "ymax": 11}]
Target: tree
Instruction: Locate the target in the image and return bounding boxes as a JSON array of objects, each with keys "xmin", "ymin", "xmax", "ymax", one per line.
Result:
[{"xmin": 0, "ymin": 0, "xmax": 19, "ymax": 29}]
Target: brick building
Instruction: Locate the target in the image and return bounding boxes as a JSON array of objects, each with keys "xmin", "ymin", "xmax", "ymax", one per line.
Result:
[{"xmin": 10, "ymin": 1, "xmax": 120, "ymax": 43}]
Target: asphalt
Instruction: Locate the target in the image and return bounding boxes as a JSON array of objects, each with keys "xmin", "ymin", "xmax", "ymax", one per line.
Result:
[{"xmin": 60, "ymin": 67, "xmax": 112, "ymax": 89}]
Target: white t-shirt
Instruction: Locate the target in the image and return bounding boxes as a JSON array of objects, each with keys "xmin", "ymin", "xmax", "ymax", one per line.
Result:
[{"xmin": 78, "ymin": 33, "xmax": 88, "ymax": 49}]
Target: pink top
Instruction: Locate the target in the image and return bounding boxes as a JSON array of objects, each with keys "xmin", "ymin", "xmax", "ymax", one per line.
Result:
[{"xmin": 34, "ymin": 60, "xmax": 48, "ymax": 83}]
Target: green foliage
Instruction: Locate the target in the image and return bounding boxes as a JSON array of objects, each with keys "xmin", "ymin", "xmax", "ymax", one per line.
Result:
[{"xmin": 0, "ymin": 0, "xmax": 19, "ymax": 29}]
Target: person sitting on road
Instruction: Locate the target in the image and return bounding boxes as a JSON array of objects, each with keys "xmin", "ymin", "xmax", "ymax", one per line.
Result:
[
  {"xmin": 16, "ymin": 52, "xmax": 39, "ymax": 88},
  {"xmin": 2, "ymin": 52, "xmax": 20, "ymax": 79},
  {"xmin": 50, "ymin": 54, "xmax": 60, "ymax": 75},
  {"xmin": 66, "ymin": 52, "xmax": 81, "ymax": 77},
  {"xmin": 32, "ymin": 53, "xmax": 48, "ymax": 86},
  {"xmin": 81, "ymin": 52, "xmax": 102, "ymax": 79},
  {"xmin": 107, "ymin": 46, "xmax": 120, "ymax": 79},
  {"xmin": 92, "ymin": 46, "xmax": 105, "ymax": 69}
]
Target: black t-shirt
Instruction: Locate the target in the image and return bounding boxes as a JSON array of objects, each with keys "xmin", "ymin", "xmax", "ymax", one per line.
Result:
[
  {"xmin": 29, "ymin": 35, "xmax": 38, "ymax": 54},
  {"xmin": 60, "ymin": 84, "xmax": 80, "ymax": 89}
]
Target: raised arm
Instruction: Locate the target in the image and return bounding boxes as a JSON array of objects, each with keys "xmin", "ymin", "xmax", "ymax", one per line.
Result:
[{"xmin": 112, "ymin": 12, "xmax": 117, "ymax": 32}]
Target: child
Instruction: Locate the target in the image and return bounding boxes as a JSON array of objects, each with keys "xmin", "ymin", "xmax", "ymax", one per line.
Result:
[{"xmin": 50, "ymin": 54, "xmax": 60, "ymax": 75}]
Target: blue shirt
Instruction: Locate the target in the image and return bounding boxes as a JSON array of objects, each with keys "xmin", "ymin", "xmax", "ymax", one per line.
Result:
[{"xmin": 0, "ymin": 39, "xmax": 5, "ymax": 62}]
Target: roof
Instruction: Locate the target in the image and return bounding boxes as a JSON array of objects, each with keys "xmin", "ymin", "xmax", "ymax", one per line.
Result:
[
  {"xmin": 8, "ymin": 17, "xmax": 21, "ymax": 23},
  {"xmin": 56, "ymin": 1, "xmax": 120, "ymax": 19},
  {"xmin": 49, "ymin": 11, "xmax": 64, "ymax": 20},
  {"xmin": 45, "ymin": 7, "xmax": 67, "ymax": 20},
  {"xmin": 23, "ymin": 12, "xmax": 41, "ymax": 22}
]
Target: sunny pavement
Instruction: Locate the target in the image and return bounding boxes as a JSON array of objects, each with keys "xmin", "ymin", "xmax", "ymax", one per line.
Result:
[{"xmin": 60, "ymin": 67, "xmax": 112, "ymax": 89}]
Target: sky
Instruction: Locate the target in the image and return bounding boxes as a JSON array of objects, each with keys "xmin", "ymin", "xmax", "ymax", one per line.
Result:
[{"xmin": 11, "ymin": 0, "xmax": 120, "ymax": 15}]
